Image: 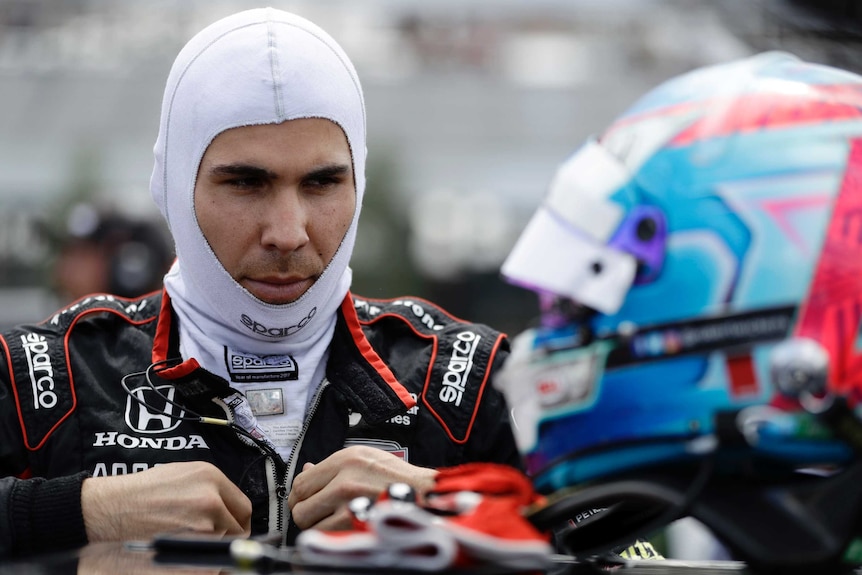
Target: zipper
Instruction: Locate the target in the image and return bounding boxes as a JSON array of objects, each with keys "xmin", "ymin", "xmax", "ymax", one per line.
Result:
[
  {"xmin": 212, "ymin": 395, "xmax": 288, "ymax": 541},
  {"xmin": 277, "ymin": 378, "xmax": 330, "ymax": 546},
  {"xmin": 267, "ymin": 457, "xmax": 287, "ymax": 540}
]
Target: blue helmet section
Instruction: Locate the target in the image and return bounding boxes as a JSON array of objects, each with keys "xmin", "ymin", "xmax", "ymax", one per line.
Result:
[{"xmin": 498, "ymin": 52, "xmax": 862, "ymax": 493}]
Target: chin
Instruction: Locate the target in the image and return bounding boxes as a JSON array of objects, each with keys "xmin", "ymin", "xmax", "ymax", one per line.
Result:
[
  {"xmin": 240, "ymin": 280, "xmax": 311, "ymax": 305},
  {"xmin": 266, "ymin": 297, "xmax": 301, "ymax": 306},
  {"xmin": 250, "ymin": 292, "xmax": 302, "ymax": 306}
]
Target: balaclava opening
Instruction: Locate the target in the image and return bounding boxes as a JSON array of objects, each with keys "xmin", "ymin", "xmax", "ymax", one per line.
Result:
[{"xmin": 149, "ymin": 8, "xmax": 366, "ymax": 387}]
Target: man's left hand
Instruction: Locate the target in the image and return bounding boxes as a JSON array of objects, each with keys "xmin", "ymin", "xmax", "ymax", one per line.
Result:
[{"xmin": 286, "ymin": 445, "xmax": 438, "ymax": 530}]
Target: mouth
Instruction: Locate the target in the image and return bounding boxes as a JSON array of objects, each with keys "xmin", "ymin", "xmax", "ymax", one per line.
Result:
[{"xmin": 242, "ymin": 275, "xmax": 315, "ymax": 304}]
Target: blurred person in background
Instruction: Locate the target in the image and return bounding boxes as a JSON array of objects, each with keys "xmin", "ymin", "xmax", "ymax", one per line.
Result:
[
  {"xmin": 51, "ymin": 203, "xmax": 173, "ymax": 304},
  {"xmin": 0, "ymin": 7, "xmax": 519, "ymax": 557}
]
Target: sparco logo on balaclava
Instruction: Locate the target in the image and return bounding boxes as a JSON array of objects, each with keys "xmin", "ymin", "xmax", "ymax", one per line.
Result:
[{"xmin": 241, "ymin": 307, "xmax": 317, "ymax": 338}]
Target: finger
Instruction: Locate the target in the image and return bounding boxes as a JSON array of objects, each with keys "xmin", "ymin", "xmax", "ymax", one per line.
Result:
[
  {"xmin": 294, "ymin": 468, "xmax": 381, "ymax": 531},
  {"xmin": 212, "ymin": 509, "xmax": 248, "ymax": 536},
  {"xmin": 288, "ymin": 461, "xmax": 335, "ymax": 508},
  {"xmin": 189, "ymin": 487, "xmax": 248, "ymax": 536},
  {"xmin": 219, "ymin": 485, "xmax": 253, "ymax": 534},
  {"xmin": 290, "ymin": 487, "xmax": 342, "ymax": 530},
  {"xmin": 305, "ymin": 504, "xmax": 355, "ymax": 532},
  {"xmin": 290, "ymin": 502, "xmax": 330, "ymax": 530},
  {"xmin": 196, "ymin": 465, "xmax": 252, "ymax": 535}
]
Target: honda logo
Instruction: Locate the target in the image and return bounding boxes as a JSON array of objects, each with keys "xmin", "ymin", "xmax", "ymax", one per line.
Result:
[{"xmin": 124, "ymin": 385, "xmax": 184, "ymax": 434}]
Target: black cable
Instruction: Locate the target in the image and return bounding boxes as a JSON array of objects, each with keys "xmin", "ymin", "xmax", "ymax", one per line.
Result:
[
  {"xmin": 530, "ymin": 451, "xmax": 716, "ymax": 559},
  {"xmin": 120, "ymin": 360, "xmax": 286, "ymax": 472},
  {"xmin": 120, "ymin": 358, "xmax": 203, "ymax": 422}
]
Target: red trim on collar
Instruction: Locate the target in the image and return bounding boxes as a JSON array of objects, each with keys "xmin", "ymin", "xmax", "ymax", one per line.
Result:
[
  {"xmin": 152, "ymin": 289, "xmax": 200, "ymax": 380},
  {"xmin": 151, "ymin": 288, "xmax": 173, "ymax": 364},
  {"xmin": 342, "ymin": 293, "xmax": 416, "ymax": 410}
]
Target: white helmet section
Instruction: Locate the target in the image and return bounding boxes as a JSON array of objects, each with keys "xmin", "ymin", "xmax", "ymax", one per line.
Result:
[
  {"xmin": 501, "ymin": 140, "xmax": 636, "ymax": 315},
  {"xmin": 150, "ymin": 7, "xmax": 366, "ymax": 354}
]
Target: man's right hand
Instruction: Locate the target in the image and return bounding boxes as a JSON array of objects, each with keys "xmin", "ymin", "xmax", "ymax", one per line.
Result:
[{"xmin": 81, "ymin": 461, "xmax": 252, "ymax": 542}]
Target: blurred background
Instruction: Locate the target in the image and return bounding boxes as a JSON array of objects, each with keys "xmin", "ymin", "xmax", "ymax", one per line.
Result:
[
  {"xmin": 1, "ymin": 0, "xmax": 861, "ymax": 561},
  {"xmin": 0, "ymin": 0, "xmax": 860, "ymax": 335}
]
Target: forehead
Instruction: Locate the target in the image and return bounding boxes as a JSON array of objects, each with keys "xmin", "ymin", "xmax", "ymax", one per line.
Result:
[{"xmin": 200, "ymin": 118, "xmax": 352, "ymax": 167}]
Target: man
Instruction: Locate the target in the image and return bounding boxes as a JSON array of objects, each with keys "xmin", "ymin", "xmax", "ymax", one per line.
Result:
[
  {"xmin": 51, "ymin": 204, "xmax": 172, "ymax": 303},
  {"xmin": 0, "ymin": 8, "xmax": 518, "ymax": 556}
]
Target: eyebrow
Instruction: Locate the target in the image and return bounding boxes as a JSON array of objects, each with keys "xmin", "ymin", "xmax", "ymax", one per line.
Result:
[
  {"xmin": 208, "ymin": 164, "xmax": 277, "ymax": 180},
  {"xmin": 206, "ymin": 162, "xmax": 351, "ymax": 180},
  {"xmin": 305, "ymin": 163, "xmax": 352, "ymax": 180}
]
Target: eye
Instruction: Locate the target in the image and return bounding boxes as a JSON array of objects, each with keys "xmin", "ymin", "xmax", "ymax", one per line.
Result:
[
  {"xmin": 304, "ymin": 174, "xmax": 342, "ymax": 189},
  {"xmin": 225, "ymin": 175, "xmax": 266, "ymax": 190},
  {"xmin": 207, "ymin": 165, "xmax": 273, "ymax": 192},
  {"xmin": 302, "ymin": 165, "xmax": 351, "ymax": 192}
]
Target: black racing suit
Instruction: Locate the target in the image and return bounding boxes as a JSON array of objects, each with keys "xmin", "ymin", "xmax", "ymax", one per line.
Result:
[{"xmin": 0, "ymin": 290, "xmax": 520, "ymax": 556}]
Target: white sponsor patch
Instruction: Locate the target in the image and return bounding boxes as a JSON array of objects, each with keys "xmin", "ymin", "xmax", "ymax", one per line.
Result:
[{"xmin": 226, "ymin": 348, "xmax": 298, "ymax": 382}]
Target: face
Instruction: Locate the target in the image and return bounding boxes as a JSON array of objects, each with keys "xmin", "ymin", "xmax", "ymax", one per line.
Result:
[
  {"xmin": 53, "ymin": 242, "xmax": 110, "ymax": 303},
  {"xmin": 195, "ymin": 118, "xmax": 355, "ymax": 305}
]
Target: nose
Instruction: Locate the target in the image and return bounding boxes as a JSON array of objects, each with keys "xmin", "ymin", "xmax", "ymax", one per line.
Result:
[{"xmin": 259, "ymin": 188, "xmax": 310, "ymax": 252}]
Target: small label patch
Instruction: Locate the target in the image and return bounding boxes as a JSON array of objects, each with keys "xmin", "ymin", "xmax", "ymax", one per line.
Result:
[
  {"xmin": 225, "ymin": 348, "xmax": 298, "ymax": 383},
  {"xmin": 246, "ymin": 388, "xmax": 285, "ymax": 416},
  {"xmin": 258, "ymin": 420, "xmax": 301, "ymax": 447}
]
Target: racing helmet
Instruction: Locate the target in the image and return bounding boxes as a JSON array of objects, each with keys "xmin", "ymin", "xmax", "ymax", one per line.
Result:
[{"xmin": 496, "ymin": 51, "xmax": 862, "ymax": 496}]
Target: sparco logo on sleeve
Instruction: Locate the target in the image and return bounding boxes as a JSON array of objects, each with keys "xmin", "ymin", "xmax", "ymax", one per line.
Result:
[
  {"xmin": 438, "ymin": 331, "xmax": 480, "ymax": 407},
  {"xmin": 20, "ymin": 333, "xmax": 58, "ymax": 410}
]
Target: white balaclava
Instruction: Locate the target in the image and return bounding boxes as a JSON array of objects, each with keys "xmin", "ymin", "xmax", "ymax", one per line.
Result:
[{"xmin": 150, "ymin": 8, "xmax": 366, "ymax": 391}]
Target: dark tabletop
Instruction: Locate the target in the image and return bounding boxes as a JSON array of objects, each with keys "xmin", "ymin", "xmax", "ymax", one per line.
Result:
[{"xmin": 0, "ymin": 541, "xmax": 765, "ymax": 575}]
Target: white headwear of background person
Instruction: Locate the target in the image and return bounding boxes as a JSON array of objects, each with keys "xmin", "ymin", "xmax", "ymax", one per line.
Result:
[{"xmin": 149, "ymin": 8, "xmax": 366, "ymax": 385}]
